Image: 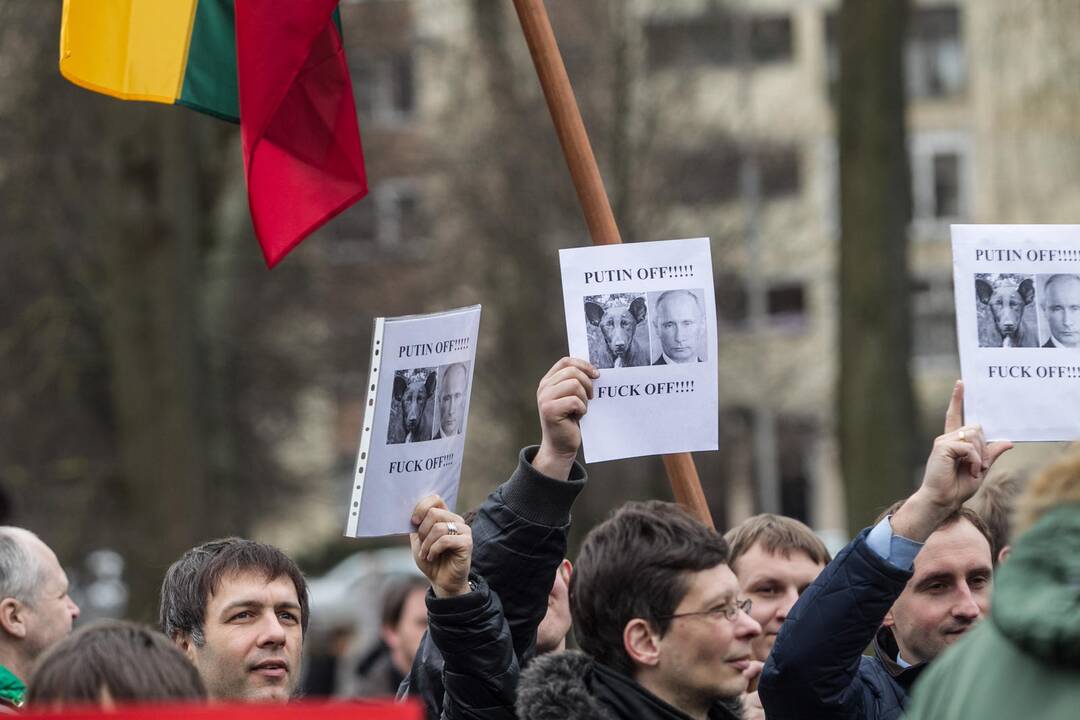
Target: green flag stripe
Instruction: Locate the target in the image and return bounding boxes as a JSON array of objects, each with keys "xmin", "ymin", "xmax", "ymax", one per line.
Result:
[{"xmin": 179, "ymin": 0, "xmax": 240, "ymax": 123}]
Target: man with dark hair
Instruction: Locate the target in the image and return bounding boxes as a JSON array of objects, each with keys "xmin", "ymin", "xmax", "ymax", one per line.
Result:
[
  {"xmin": 759, "ymin": 382, "xmax": 1010, "ymax": 720},
  {"xmin": 351, "ymin": 575, "xmax": 428, "ymax": 697},
  {"xmin": 0, "ymin": 527, "xmax": 80, "ymax": 709},
  {"xmin": 517, "ymin": 500, "xmax": 762, "ymax": 720},
  {"xmin": 906, "ymin": 450, "xmax": 1080, "ymax": 720},
  {"xmin": 725, "ymin": 514, "xmax": 830, "ymax": 664},
  {"xmin": 28, "ymin": 620, "xmax": 206, "ymax": 707},
  {"xmin": 965, "ymin": 469, "xmax": 1025, "ymax": 564},
  {"xmin": 159, "ymin": 537, "xmax": 309, "ymax": 703}
]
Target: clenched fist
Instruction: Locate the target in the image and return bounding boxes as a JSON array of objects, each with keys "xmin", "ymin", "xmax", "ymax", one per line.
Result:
[
  {"xmin": 532, "ymin": 357, "xmax": 598, "ymax": 480},
  {"xmin": 410, "ymin": 495, "xmax": 473, "ymax": 598}
]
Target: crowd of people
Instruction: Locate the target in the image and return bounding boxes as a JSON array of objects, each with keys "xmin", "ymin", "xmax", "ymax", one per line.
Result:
[{"xmin": 1, "ymin": 357, "xmax": 1077, "ymax": 718}]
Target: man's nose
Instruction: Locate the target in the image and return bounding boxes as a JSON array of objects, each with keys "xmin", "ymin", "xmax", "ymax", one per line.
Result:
[
  {"xmin": 67, "ymin": 597, "xmax": 81, "ymax": 620},
  {"xmin": 777, "ymin": 587, "xmax": 800, "ymax": 622},
  {"xmin": 1064, "ymin": 308, "xmax": 1077, "ymax": 328},
  {"xmin": 735, "ymin": 608, "xmax": 763, "ymax": 639},
  {"xmin": 257, "ymin": 614, "xmax": 288, "ymax": 647},
  {"xmin": 952, "ymin": 586, "xmax": 982, "ymax": 622}
]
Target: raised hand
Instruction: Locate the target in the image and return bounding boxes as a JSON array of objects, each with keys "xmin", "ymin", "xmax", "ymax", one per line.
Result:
[
  {"xmin": 410, "ymin": 495, "xmax": 473, "ymax": 598},
  {"xmin": 532, "ymin": 357, "xmax": 599, "ymax": 479},
  {"xmin": 894, "ymin": 381, "xmax": 1013, "ymax": 542},
  {"xmin": 743, "ymin": 660, "xmax": 766, "ymax": 720}
]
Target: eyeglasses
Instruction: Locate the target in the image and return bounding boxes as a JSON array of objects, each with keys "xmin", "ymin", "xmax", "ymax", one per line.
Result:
[{"xmin": 657, "ymin": 598, "xmax": 753, "ymax": 623}]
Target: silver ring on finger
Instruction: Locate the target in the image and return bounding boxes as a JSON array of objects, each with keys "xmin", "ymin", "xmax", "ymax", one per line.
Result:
[{"xmin": 446, "ymin": 521, "xmax": 461, "ymax": 536}]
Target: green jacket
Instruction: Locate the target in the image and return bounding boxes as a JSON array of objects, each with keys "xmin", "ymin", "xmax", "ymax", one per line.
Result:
[
  {"xmin": 0, "ymin": 663, "xmax": 25, "ymax": 709},
  {"xmin": 905, "ymin": 504, "xmax": 1080, "ymax": 720}
]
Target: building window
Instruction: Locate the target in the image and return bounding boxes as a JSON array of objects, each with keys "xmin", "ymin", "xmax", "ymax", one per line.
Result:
[
  {"xmin": 767, "ymin": 282, "xmax": 807, "ymax": 324},
  {"xmin": 327, "ymin": 180, "xmax": 425, "ymax": 264},
  {"xmin": 659, "ymin": 139, "xmax": 800, "ymax": 206},
  {"xmin": 907, "ymin": 6, "xmax": 965, "ymax": 99},
  {"xmin": 777, "ymin": 415, "xmax": 816, "ymax": 524},
  {"xmin": 824, "ymin": 5, "xmax": 964, "ymax": 100},
  {"xmin": 760, "ymin": 146, "xmax": 801, "ymax": 198},
  {"xmin": 932, "ymin": 152, "xmax": 961, "ymax": 219},
  {"xmin": 350, "ymin": 51, "xmax": 416, "ymax": 125},
  {"xmin": 646, "ymin": 13, "xmax": 793, "ymax": 71},
  {"xmin": 716, "ymin": 272, "xmax": 749, "ymax": 328},
  {"xmin": 911, "ymin": 275, "xmax": 957, "ymax": 359},
  {"xmin": 751, "ymin": 16, "xmax": 795, "ymax": 64},
  {"xmin": 910, "ymin": 131, "xmax": 970, "ymax": 226}
]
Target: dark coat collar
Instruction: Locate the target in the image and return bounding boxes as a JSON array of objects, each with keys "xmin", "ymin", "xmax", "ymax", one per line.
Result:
[
  {"xmin": 517, "ymin": 650, "xmax": 741, "ymax": 720},
  {"xmin": 873, "ymin": 626, "xmax": 928, "ymax": 689}
]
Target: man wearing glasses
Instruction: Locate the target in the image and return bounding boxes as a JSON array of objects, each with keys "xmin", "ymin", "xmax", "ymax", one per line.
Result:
[{"xmin": 517, "ymin": 500, "xmax": 762, "ymax": 720}]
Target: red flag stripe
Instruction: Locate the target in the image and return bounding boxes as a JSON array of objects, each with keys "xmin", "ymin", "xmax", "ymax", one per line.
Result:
[{"xmin": 234, "ymin": 0, "xmax": 367, "ymax": 267}]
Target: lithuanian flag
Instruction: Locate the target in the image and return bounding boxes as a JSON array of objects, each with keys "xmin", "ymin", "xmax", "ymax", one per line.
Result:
[{"xmin": 60, "ymin": 0, "xmax": 367, "ymax": 268}]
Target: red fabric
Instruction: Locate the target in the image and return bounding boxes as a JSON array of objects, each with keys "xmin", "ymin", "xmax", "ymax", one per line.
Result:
[
  {"xmin": 234, "ymin": 0, "xmax": 367, "ymax": 267},
  {"xmin": 28, "ymin": 700, "xmax": 421, "ymax": 720}
]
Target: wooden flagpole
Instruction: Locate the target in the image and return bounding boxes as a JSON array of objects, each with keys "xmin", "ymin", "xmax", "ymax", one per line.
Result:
[{"xmin": 511, "ymin": 0, "xmax": 714, "ymax": 528}]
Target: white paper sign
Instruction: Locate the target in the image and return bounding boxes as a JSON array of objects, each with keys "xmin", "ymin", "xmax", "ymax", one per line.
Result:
[
  {"xmin": 952, "ymin": 225, "xmax": 1080, "ymax": 441},
  {"xmin": 559, "ymin": 237, "xmax": 719, "ymax": 462},
  {"xmin": 345, "ymin": 305, "xmax": 482, "ymax": 537}
]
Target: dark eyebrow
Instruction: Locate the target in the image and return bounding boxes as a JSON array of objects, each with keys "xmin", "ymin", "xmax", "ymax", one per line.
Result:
[
  {"xmin": 916, "ymin": 573, "xmax": 953, "ymax": 588},
  {"xmin": 220, "ymin": 599, "xmax": 302, "ymax": 615},
  {"xmin": 220, "ymin": 599, "xmax": 262, "ymax": 615},
  {"xmin": 701, "ymin": 590, "xmax": 735, "ymax": 608}
]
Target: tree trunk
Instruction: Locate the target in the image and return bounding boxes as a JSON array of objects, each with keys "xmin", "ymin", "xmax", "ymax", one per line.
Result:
[
  {"xmin": 99, "ymin": 106, "xmax": 210, "ymax": 619},
  {"xmin": 837, "ymin": 0, "xmax": 916, "ymax": 531}
]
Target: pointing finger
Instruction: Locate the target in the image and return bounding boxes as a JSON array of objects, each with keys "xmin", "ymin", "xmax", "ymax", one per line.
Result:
[{"xmin": 944, "ymin": 380, "xmax": 964, "ymax": 434}]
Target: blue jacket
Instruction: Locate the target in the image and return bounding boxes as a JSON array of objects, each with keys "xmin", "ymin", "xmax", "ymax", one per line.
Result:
[{"xmin": 759, "ymin": 528, "xmax": 925, "ymax": 720}]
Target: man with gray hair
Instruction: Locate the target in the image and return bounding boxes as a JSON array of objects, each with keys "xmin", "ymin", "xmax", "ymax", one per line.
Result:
[{"xmin": 0, "ymin": 527, "xmax": 80, "ymax": 709}]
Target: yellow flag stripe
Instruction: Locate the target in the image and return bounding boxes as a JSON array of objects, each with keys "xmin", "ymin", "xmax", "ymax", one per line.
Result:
[{"xmin": 60, "ymin": 0, "xmax": 200, "ymax": 104}]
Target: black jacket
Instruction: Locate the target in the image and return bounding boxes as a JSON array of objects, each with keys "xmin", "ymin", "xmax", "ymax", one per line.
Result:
[
  {"xmin": 517, "ymin": 650, "xmax": 742, "ymax": 720},
  {"xmin": 401, "ymin": 446, "xmax": 587, "ymax": 719},
  {"xmin": 759, "ymin": 528, "xmax": 924, "ymax": 720},
  {"xmin": 350, "ymin": 642, "xmax": 405, "ymax": 699}
]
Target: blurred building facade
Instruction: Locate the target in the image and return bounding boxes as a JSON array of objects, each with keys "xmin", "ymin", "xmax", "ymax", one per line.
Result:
[{"xmin": 268, "ymin": 0, "xmax": 1070, "ymax": 555}]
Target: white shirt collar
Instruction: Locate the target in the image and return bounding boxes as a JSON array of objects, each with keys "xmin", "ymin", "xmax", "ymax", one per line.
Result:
[
  {"xmin": 661, "ymin": 351, "xmax": 700, "ymax": 364},
  {"xmin": 1049, "ymin": 334, "xmax": 1070, "ymax": 348}
]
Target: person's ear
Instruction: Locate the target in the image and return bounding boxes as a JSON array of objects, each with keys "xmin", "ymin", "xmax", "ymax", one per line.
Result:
[
  {"xmin": 623, "ymin": 618, "xmax": 661, "ymax": 668},
  {"xmin": 882, "ymin": 608, "xmax": 895, "ymax": 629},
  {"xmin": 380, "ymin": 623, "xmax": 399, "ymax": 652},
  {"xmin": 0, "ymin": 598, "xmax": 27, "ymax": 639},
  {"xmin": 997, "ymin": 545, "xmax": 1011, "ymax": 564},
  {"xmin": 173, "ymin": 633, "xmax": 198, "ymax": 663}
]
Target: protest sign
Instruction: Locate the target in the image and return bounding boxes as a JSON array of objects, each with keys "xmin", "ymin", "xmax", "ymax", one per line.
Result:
[
  {"xmin": 345, "ymin": 306, "xmax": 481, "ymax": 537},
  {"xmin": 559, "ymin": 237, "xmax": 719, "ymax": 462},
  {"xmin": 952, "ymin": 225, "xmax": 1080, "ymax": 441},
  {"xmin": 28, "ymin": 701, "xmax": 421, "ymax": 720}
]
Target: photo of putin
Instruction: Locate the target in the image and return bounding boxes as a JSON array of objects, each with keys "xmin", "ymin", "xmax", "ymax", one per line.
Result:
[
  {"xmin": 434, "ymin": 362, "xmax": 469, "ymax": 439},
  {"xmin": 650, "ymin": 289, "xmax": 706, "ymax": 364},
  {"xmin": 1039, "ymin": 273, "xmax": 1080, "ymax": 348}
]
